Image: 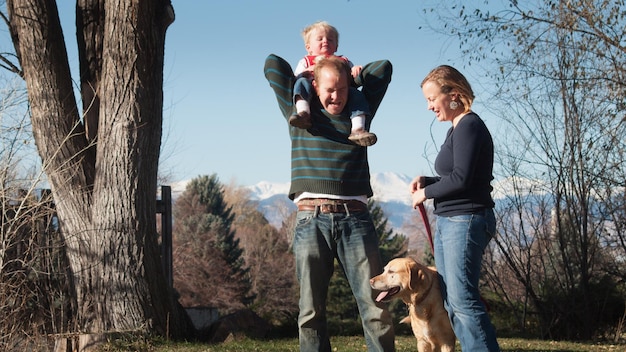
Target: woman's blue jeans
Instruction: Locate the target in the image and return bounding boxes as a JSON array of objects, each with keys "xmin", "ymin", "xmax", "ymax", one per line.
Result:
[
  {"xmin": 433, "ymin": 209, "xmax": 500, "ymax": 351},
  {"xmin": 292, "ymin": 209, "xmax": 395, "ymax": 352}
]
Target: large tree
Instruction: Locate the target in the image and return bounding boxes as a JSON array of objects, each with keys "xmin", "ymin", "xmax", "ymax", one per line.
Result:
[{"xmin": 3, "ymin": 1, "xmax": 191, "ymax": 349}]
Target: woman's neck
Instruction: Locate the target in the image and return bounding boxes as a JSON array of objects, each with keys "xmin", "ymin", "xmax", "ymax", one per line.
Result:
[{"xmin": 452, "ymin": 110, "xmax": 472, "ymax": 127}]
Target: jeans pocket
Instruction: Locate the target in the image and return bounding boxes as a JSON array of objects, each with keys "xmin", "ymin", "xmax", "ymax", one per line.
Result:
[
  {"xmin": 295, "ymin": 210, "xmax": 314, "ymax": 225},
  {"xmin": 484, "ymin": 209, "xmax": 496, "ymax": 239},
  {"xmin": 346, "ymin": 211, "xmax": 375, "ymax": 230}
]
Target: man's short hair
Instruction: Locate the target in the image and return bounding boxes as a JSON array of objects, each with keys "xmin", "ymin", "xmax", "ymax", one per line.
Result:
[{"xmin": 313, "ymin": 56, "xmax": 351, "ymax": 82}]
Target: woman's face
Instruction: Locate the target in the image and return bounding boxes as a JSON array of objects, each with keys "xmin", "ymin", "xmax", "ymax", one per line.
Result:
[{"xmin": 422, "ymin": 80, "xmax": 455, "ymax": 123}]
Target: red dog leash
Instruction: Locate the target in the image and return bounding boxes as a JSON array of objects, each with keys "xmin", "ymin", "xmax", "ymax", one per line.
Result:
[{"xmin": 418, "ymin": 203, "xmax": 434, "ymax": 253}]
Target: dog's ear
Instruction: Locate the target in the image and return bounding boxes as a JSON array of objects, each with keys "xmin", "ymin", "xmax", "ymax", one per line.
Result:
[
  {"xmin": 407, "ymin": 260, "xmax": 419, "ymax": 290},
  {"xmin": 408, "ymin": 260, "xmax": 427, "ymax": 291}
]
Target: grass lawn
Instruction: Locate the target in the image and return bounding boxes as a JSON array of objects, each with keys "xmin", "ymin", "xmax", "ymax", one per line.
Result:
[{"xmin": 101, "ymin": 335, "xmax": 625, "ymax": 351}]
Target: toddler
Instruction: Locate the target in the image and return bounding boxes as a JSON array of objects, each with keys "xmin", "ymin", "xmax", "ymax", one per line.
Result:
[{"xmin": 290, "ymin": 21, "xmax": 377, "ymax": 147}]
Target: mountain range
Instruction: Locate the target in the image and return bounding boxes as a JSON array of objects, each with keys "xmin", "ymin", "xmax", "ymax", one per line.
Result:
[
  {"xmin": 173, "ymin": 172, "xmax": 519, "ymax": 253},
  {"xmin": 244, "ymin": 172, "xmax": 434, "ymax": 253},
  {"xmin": 245, "ymin": 171, "xmax": 415, "ymax": 229}
]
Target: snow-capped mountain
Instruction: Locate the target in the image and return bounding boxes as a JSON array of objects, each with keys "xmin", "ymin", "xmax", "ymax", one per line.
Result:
[
  {"xmin": 246, "ymin": 172, "xmax": 414, "ymax": 230},
  {"xmin": 245, "ymin": 172, "xmax": 518, "ymax": 231},
  {"xmin": 245, "ymin": 172, "xmax": 434, "ymax": 253},
  {"xmin": 370, "ymin": 172, "xmax": 413, "ymax": 203},
  {"xmin": 171, "ymin": 172, "xmax": 519, "ymax": 254},
  {"xmin": 246, "ymin": 181, "xmax": 290, "ymax": 201}
]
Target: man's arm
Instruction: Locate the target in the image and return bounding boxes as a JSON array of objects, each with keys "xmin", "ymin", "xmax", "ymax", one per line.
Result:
[
  {"xmin": 355, "ymin": 60, "xmax": 392, "ymax": 118},
  {"xmin": 264, "ymin": 54, "xmax": 295, "ymax": 119}
]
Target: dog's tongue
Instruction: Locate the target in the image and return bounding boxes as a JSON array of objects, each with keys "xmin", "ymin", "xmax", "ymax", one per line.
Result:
[{"xmin": 375, "ymin": 291, "xmax": 389, "ymax": 302}]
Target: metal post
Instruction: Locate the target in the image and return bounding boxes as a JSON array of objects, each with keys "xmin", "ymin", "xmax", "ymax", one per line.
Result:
[{"xmin": 157, "ymin": 185, "xmax": 173, "ymax": 288}]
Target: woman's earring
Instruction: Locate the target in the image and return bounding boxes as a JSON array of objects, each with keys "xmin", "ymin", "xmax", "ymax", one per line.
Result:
[{"xmin": 449, "ymin": 100, "xmax": 459, "ymax": 110}]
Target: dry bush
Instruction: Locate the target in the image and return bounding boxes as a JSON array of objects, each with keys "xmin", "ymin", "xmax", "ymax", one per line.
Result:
[
  {"xmin": 223, "ymin": 182, "xmax": 299, "ymax": 324},
  {"xmin": 0, "ymin": 80, "xmax": 72, "ymax": 350},
  {"xmin": 0, "ymin": 188, "xmax": 72, "ymax": 351}
]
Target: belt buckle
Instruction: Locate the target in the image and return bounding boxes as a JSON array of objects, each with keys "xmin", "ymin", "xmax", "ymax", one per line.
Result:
[{"xmin": 321, "ymin": 203, "xmax": 340, "ymax": 213}]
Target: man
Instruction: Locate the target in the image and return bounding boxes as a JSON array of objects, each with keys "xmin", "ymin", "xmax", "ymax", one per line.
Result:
[{"xmin": 264, "ymin": 54, "xmax": 394, "ymax": 352}]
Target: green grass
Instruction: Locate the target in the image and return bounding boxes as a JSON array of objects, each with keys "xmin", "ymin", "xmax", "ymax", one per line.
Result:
[{"xmin": 100, "ymin": 335, "xmax": 625, "ymax": 352}]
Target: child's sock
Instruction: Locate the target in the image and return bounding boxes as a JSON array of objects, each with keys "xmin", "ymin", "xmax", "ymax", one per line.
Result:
[
  {"xmin": 351, "ymin": 115, "xmax": 366, "ymax": 132},
  {"xmin": 295, "ymin": 99, "xmax": 310, "ymax": 114}
]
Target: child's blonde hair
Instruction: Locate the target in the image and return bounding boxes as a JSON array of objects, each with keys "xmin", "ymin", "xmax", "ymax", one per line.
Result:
[{"xmin": 301, "ymin": 21, "xmax": 339, "ymax": 45}]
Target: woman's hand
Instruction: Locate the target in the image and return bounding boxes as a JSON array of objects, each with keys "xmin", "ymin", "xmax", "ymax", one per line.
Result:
[
  {"xmin": 409, "ymin": 176, "xmax": 425, "ymax": 193},
  {"xmin": 409, "ymin": 176, "xmax": 426, "ymax": 209},
  {"xmin": 411, "ymin": 188, "xmax": 426, "ymax": 209}
]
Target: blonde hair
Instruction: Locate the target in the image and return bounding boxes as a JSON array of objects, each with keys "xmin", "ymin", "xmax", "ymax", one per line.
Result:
[
  {"xmin": 313, "ymin": 56, "xmax": 351, "ymax": 82},
  {"xmin": 301, "ymin": 21, "xmax": 339, "ymax": 45},
  {"xmin": 421, "ymin": 65, "xmax": 474, "ymax": 112}
]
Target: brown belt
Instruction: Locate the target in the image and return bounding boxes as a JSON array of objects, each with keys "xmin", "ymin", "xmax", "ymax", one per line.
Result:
[{"xmin": 296, "ymin": 198, "xmax": 367, "ymax": 213}]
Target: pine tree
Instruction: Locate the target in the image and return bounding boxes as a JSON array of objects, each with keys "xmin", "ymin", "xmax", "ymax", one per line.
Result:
[
  {"xmin": 368, "ymin": 199, "xmax": 408, "ymax": 263},
  {"xmin": 172, "ymin": 174, "xmax": 252, "ymax": 312}
]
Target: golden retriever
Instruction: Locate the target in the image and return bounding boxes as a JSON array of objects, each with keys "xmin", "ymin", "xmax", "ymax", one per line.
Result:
[{"xmin": 370, "ymin": 257, "xmax": 456, "ymax": 352}]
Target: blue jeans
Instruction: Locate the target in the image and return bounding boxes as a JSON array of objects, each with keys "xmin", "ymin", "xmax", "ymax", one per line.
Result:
[
  {"xmin": 292, "ymin": 209, "xmax": 395, "ymax": 352},
  {"xmin": 433, "ymin": 209, "xmax": 500, "ymax": 352}
]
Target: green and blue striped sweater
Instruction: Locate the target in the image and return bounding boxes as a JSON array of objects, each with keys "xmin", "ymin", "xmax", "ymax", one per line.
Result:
[{"xmin": 264, "ymin": 54, "xmax": 392, "ymax": 200}]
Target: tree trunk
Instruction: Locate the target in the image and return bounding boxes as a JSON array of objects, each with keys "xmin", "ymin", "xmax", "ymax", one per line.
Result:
[{"xmin": 6, "ymin": 1, "xmax": 191, "ymax": 350}]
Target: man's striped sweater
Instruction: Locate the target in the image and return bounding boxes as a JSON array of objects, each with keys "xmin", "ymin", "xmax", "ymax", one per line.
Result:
[{"xmin": 263, "ymin": 54, "xmax": 392, "ymax": 200}]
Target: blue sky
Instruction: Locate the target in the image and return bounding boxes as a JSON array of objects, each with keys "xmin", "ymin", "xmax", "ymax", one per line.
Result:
[
  {"xmin": 12, "ymin": 1, "xmax": 501, "ymax": 186},
  {"xmin": 158, "ymin": 0, "xmax": 475, "ymax": 186}
]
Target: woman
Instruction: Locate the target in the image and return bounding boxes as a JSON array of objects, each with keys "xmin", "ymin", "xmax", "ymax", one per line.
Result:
[{"xmin": 410, "ymin": 65, "xmax": 500, "ymax": 351}]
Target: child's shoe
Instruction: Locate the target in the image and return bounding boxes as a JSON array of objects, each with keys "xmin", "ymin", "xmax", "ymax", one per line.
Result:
[
  {"xmin": 348, "ymin": 129, "xmax": 377, "ymax": 146},
  {"xmin": 288, "ymin": 111, "xmax": 312, "ymax": 129}
]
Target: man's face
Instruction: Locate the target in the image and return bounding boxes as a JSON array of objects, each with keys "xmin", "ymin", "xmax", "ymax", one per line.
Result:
[{"xmin": 313, "ymin": 66, "xmax": 349, "ymax": 115}]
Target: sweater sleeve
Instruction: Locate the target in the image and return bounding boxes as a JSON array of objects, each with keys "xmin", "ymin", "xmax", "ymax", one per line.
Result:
[
  {"xmin": 264, "ymin": 54, "xmax": 296, "ymax": 120},
  {"xmin": 356, "ymin": 60, "xmax": 393, "ymax": 118},
  {"xmin": 424, "ymin": 176, "xmax": 441, "ymax": 186}
]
